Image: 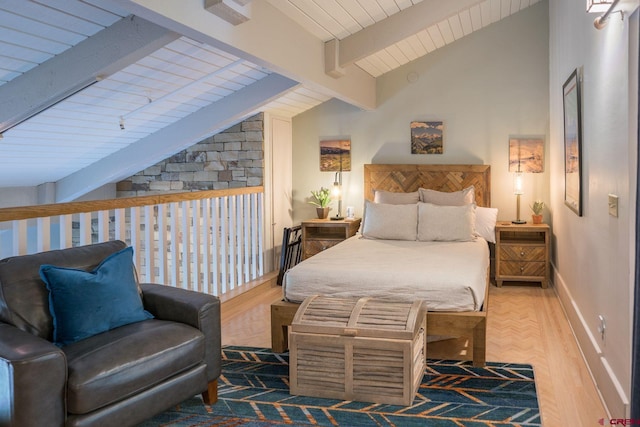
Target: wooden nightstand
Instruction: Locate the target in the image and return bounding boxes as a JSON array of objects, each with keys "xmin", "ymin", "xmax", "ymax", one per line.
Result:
[
  {"xmin": 495, "ymin": 222, "xmax": 550, "ymax": 288},
  {"xmin": 301, "ymin": 218, "xmax": 361, "ymax": 259}
]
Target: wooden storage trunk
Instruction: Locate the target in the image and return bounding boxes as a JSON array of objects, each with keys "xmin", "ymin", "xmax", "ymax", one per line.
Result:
[{"xmin": 289, "ymin": 295, "xmax": 426, "ymax": 406}]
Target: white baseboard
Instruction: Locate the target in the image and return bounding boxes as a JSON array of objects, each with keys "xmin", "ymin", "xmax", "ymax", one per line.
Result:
[{"xmin": 551, "ymin": 264, "xmax": 630, "ymax": 418}]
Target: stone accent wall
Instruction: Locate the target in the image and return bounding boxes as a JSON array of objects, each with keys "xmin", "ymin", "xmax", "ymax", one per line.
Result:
[{"xmin": 116, "ymin": 113, "xmax": 264, "ymax": 197}]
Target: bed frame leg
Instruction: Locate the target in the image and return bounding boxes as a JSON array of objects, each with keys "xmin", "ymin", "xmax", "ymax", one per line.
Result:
[
  {"xmin": 472, "ymin": 317, "xmax": 487, "ymax": 367},
  {"xmin": 272, "ymin": 323, "xmax": 288, "ymax": 353},
  {"xmin": 270, "ymin": 301, "xmax": 298, "ymax": 353}
]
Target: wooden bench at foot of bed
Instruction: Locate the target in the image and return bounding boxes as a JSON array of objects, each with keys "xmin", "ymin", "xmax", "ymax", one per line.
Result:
[{"xmin": 270, "ymin": 299, "xmax": 487, "ymax": 367}]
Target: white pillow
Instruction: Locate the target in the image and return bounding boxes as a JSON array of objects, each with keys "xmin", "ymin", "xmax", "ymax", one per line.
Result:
[
  {"xmin": 475, "ymin": 206, "xmax": 498, "ymax": 243},
  {"xmin": 362, "ymin": 201, "xmax": 417, "ymax": 241},
  {"xmin": 419, "ymin": 186, "xmax": 475, "ymax": 206},
  {"xmin": 373, "ymin": 190, "xmax": 419, "ymax": 205},
  {"xmin": 417, "ymin": 203, "xmax": 476, "ymax": 242}
]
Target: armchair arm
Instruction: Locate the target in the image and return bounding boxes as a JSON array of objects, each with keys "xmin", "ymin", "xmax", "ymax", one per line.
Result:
[
  {"xmin": 140, "ymin": 284, "xmax": 221, "ymax": 382},
  {"xmin": 0, "ymin": 323, "xmax": 66, "ymax": 427}
]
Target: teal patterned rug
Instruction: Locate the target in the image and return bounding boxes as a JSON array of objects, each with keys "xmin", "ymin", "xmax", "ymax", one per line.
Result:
[{"xmin": 139, "ymin": 346, "xmax": 541, "ymax": 426}]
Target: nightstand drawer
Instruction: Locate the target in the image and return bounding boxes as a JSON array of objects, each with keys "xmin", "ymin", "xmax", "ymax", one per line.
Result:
[
  {"xmin": 302, "ymin": 218, "xmax": 361, "ymax": 260},
  {"xmin": 499, "ymin": 245, "xmax": 545, "ymax": 262},
  {"xmin": 305, "ymin": 239, "xmax": 340, "ymax": 257},
  {"xmin": 500, "ymin": 261, "xmax": 546, "ymax": 277}
]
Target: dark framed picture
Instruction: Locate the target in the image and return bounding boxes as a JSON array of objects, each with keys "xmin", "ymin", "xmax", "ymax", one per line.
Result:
[
  {"xmin": 562, "ymin": 68, "xmax": 583, "ymax": 216},
  {"xmin": 411, "ymin": 121, "xmax": 443, "ymax": 154},
  {"xmin": 320, "ymin": 138, "xmax": 350, "ymax": 171}
]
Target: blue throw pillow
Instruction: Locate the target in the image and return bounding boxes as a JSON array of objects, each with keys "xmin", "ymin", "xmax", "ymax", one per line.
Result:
[{"xmin": 39, "ymin": 246, "xmax": 153, "ymax": 346}]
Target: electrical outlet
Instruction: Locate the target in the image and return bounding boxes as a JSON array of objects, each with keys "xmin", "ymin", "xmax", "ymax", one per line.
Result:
[{"xmin": 597, "ymin": 315, "xmax": 606, "ymax": 342}]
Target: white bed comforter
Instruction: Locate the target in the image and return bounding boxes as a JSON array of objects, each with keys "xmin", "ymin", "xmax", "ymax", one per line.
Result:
[{"xmin": 283, "ymin": 235, "xmax": 489, "ymax": 312}]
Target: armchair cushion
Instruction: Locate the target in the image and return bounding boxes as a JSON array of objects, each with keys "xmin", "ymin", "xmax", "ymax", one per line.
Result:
[
  {"xmin": 39, "ymin": 246, "xmax": 153, "ymax": 346},
  {"xmin": 63, "ymin": 319, "xmax": 205, "ymax": 414},
  {"xmin": 141, "ymin": 283, "xmax": 221, "ymax": 382}
]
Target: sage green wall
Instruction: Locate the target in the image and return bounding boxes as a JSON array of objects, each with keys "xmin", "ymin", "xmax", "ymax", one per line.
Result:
[
  {"xmin": 548, "ymin": 0, "xmax": 638, "ymax": 416},
  {"xmin": 292, "ymin": 1, "xmax": 549, "ymax": 223}
]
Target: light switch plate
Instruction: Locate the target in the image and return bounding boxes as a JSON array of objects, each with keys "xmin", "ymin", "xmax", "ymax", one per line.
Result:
[{"xmin": 608, "ymin": 194, "xmax": 618, "ymax": 217}]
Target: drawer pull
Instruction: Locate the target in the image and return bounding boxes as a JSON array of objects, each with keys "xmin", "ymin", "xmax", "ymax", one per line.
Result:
[
  {"xmin": 322, "ymin": 246, "xmax": 327, "ymax": 251},
  {"xmin": 520, "ymin": 266, "xmax": 525, "ymax": 272},
  {"xmin": 520, "ymin": 251, "xmax": 525, "ymax": 257}
]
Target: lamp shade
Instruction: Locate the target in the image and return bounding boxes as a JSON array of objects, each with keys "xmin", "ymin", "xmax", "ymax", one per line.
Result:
[
  {"xmin": 513, "ymin": 171, "xmax": 524, "ymax": 195},
  {"xmin": 331, "ymin": 171, "xmax": 344, "ymax": 220},
  {"xmin": 332, "ymin": 180, "xmax": 341, "ymax": 198}
]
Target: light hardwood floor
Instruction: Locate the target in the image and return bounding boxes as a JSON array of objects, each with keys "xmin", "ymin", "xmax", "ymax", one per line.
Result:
[{"xmin": 221, "ymin": 281, "xmax": 607, "ymax": 426}]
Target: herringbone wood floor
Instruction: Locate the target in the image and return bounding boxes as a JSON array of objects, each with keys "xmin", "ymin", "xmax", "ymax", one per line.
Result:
[{"xmin": 221, "ymin": 282, "xmax": 606, "ymax": 426}]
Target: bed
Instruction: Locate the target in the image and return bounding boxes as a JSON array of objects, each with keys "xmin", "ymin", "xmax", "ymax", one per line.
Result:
[{"xmin": 271, "ymin": 164, "xmax": 493, "ymax": 366}]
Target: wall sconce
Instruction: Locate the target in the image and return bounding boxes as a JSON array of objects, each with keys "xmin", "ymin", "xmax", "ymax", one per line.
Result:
[
  {"xmin": 512, "ymin": 166, "xmax": 526, "ymax": 224},
  {"xmin": 588, "ymin": 0, "xmax": 623, "ymax": 29}
]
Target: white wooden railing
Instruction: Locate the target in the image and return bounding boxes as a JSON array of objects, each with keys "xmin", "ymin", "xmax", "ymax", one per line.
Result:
[{"xmin": 0, "ymin": 187, "xmax": 265, "ymax": 297}]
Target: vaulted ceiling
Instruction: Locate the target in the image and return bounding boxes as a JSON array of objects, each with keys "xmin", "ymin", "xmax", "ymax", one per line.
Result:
[{"xmin": 0, "ymin": 0, "xmax": 540, "ymax": 201}]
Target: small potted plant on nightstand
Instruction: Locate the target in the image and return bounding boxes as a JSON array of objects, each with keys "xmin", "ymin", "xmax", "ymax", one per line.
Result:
[
  {"xmin": 530, "ymin": 200, "xmax": 545, "ymax": 224},
  {"xmin": 309, "ymin": 187, "xmax": 331, "ymax": 219}
]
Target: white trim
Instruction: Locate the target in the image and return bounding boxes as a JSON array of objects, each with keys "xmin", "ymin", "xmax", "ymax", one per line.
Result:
[{"xmin": 552, "ymin": 264, "xmax": 628, "ymax": 417}]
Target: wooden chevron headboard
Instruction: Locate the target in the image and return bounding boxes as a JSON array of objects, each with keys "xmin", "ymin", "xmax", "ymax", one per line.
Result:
[{"xmin": 363, "ymin": 164, "xmax": 491, "ymax": 207}]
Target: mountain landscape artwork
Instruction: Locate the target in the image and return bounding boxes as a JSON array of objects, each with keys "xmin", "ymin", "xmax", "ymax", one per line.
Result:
[
  {"xmin": 509, "ymin": 137, "xmax": 544, "ymax": 173},
  {"xmin": 411, "ymin": 121, "xmax": 443, "ymax": 154},
  {"xmin": 320, "ymin": 138, "xmax": 351, "ymax": 171}
]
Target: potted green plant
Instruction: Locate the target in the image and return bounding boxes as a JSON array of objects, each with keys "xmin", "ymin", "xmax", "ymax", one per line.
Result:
[
  {"xmin": 309, "ymin": 187, "xmax": 331, "ymax": 219},
  {"xmin": 530, "ymin": 200, "xmax": 545, "ymax": 224}
]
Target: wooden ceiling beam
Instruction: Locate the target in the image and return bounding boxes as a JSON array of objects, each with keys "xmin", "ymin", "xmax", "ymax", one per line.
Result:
[
  {"xmin": 111, "ymin": 0, "xmax": 376, "ymax": 110},
  {"xmin": 55, "ymin": 74, "xmax": 298, "ymax": 202},
  {"xmin": 325, "ymin": 0, "xmax": 481, "ymax": 75},
  {"xmin": 0, "ymin": 16, "xmax": 179, "ymax": 135}
]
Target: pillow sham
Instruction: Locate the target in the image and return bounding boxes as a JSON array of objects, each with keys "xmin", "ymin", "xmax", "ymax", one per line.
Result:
[
  {"xmin": 475, "ymin": 206, "xmax": 499, "ymax": 243},
  {"xmin": 39, "ymin": 246, "xmax": 153, "ymax": 346},
  {"xmin": 417, "ymin": 202, "xmax": 476, "ymax": 242},
  {"xmin": 373, "ymin": 190, "xmax": 419, "ymax": 205},
  {"xmin": 419, "ymin": 185, "xmax": 475, "ymax": 206},
  {"xmin": 362, "ymin": 200, "xmax": 417, "ymax": 240}
]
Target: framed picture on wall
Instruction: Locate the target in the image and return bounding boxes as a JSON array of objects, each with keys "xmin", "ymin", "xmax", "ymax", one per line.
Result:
[
  {"xmin": 320, "ymin": 138, "xmax": 351, "ymax": 171},
  {"xmin": 509, "ymin": 137, "xmax": 544, "ymax": 173},
  {"xmin": 411, "ymin": 121, "xmax": 443, "ymax": 154},
  {"xmin": 562, "ymin": 68, "xmax": 583, "ymax": 216}
]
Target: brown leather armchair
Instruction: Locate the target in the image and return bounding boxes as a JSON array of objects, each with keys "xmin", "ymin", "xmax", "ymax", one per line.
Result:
[{"xmin": 0, "ymin": 240, "xmax": 221, "ymax": 427}]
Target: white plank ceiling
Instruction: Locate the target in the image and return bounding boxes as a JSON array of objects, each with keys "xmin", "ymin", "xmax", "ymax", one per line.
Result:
[
  {"xmin": 0, "ymin": 0, "xmax": 536, "ymax": 192},
  {"xmin": 266, "ymin": 0, "xmax": 540, "ymax": 77}
]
